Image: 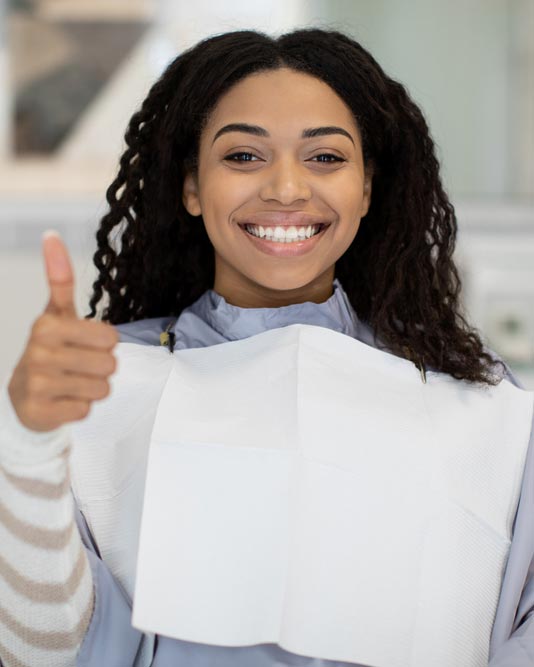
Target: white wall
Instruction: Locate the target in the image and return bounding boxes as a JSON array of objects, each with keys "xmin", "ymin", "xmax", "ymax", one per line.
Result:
[{"xmin": 310, "ymin": 0, "xmax": 514, "ymax": 199}]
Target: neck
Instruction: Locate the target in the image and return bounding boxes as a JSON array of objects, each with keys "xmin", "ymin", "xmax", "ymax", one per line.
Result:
[{"xmin": 213, "ymin": 264, "xmax": 335, "ymax": 309}]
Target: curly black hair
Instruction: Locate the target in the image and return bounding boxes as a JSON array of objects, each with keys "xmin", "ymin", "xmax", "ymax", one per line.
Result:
[{"xmin": 85, "ymin": 27, "xmax": 504, "ymax": 386}]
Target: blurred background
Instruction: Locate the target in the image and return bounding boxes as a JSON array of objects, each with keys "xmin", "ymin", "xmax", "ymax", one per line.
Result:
[{"xmin": 0, "ymin": 0, "xmax": 533, "ymax": 387}]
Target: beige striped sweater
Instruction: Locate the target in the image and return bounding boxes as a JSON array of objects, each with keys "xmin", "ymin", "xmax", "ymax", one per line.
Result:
[{"xmin": 0, "ymin": 382, "xmax": 94, "ymax": 667}]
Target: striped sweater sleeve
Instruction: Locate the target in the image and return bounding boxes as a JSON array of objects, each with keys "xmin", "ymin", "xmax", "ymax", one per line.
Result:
[{"xmin": 0, "ymin": 381, "xmax": 94, "ymax": 667}]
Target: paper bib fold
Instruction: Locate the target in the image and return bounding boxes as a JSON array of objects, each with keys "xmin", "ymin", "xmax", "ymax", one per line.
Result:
[{"xmin": 127, "ymin": 324, "xmax": 530, "ymax": 667}]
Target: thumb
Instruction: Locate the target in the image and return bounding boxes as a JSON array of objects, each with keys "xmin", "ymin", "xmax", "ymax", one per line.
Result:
[{"xmin": 42, "ymin": 230, "xmax": 77, "ymax": 318}]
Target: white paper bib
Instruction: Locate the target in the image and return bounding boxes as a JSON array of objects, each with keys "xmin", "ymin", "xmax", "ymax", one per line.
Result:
[{"xmin": 70, "ymin": 324, "xmax": 533, "ymax": 667}]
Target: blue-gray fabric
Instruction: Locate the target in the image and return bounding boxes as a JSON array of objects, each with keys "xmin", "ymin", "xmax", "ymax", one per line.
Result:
[{"xmin": 74, "ymin": 278, "xmax": 534, "ymax": 667}]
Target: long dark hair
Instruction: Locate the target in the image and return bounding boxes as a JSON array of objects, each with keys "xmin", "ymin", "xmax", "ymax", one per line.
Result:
[{"xmin": 85, "ymin": 27, "xmax": 503, "ymax": 385}]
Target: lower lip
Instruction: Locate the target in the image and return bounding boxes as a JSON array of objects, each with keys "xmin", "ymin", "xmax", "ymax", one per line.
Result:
[{"xmin": 238, "ymin": 225, "xmax": 330, "ymax": 257}]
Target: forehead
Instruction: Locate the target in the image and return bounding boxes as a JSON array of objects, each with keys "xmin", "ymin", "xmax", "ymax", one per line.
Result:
[{"xmin": 203, "ymin": 67, "xmax": 359, "ymax": 137}]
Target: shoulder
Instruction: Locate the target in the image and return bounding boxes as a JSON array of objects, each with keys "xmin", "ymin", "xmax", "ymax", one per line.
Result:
[{"xmin": 481, "ymin": 344, "xmax": 527, "ymax": 391}]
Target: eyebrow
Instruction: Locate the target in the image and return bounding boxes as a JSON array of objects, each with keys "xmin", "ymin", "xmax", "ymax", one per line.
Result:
[{"xmin": 212, "ymin": 123, "xmax": 355, "ymax": 146}]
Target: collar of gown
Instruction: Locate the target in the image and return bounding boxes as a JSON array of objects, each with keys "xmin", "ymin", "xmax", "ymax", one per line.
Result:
[{"xmin": 182, "ymin": 277, "xmax": 376, "ymax": 346}]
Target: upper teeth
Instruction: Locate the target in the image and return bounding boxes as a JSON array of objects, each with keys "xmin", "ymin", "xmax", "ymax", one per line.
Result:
[{"xmin": 244, "ymin": 224, "xmax": 322, "ymax": 240}]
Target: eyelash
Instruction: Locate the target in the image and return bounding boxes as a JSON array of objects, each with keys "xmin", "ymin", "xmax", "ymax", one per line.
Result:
[{"xmin": 223, "ymin": 152, "xmax": 346, "ymax": 164}]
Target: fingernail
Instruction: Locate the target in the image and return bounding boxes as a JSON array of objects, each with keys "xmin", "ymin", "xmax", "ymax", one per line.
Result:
[{"xmin": 43, "ymin": 229, "xmax": 61, "ymax": 240}]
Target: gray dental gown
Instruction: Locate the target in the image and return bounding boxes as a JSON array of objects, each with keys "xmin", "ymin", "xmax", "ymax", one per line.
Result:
[{"xmin": 74, "ymin": 278, "xmax": 534, "ymax": 667}]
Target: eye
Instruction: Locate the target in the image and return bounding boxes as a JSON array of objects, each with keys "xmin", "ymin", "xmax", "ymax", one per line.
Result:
[
  {"xmin": 224, "ymin": 152, "xmax": 261, "ymax": 162},
  {"xmin": 311, "ymin": 153, "xmax": 346, "ymax": 163}
]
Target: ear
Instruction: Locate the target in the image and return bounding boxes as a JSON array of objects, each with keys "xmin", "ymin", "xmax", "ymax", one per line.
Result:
[
  {"xmin": 361, "ymin": 163, "xmax": 374, "ymax": 218},
  {"xmin": 182, "ymin": 171, "xmax": 202, "ymax": 216}
]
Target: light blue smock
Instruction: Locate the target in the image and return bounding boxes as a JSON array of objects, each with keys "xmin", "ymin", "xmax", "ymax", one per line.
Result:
[{"xmin": 74, "ymin": 278, "xmax": 534, "ymax": 667}]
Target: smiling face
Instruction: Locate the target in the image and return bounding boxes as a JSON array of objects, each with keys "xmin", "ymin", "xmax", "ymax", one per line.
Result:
[{"xmin": 182, "ymin": 67, "xmax": 373, "ymax": 308}]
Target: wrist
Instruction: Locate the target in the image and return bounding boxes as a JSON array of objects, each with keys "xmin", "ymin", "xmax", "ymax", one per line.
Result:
[{"xmin": 0, "ymin": 380, "xmax": 71, "ymax": 467}]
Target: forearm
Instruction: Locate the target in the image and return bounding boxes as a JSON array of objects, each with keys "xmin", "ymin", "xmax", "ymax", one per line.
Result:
[{"xmin": 0, "ymin": 383, "xmax": 94, "ymax": 667}]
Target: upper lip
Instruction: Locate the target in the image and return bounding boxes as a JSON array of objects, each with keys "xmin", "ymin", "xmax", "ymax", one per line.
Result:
[{"xmin": 237, "ymin": 212, "xmax": 332, "ymax": 228}]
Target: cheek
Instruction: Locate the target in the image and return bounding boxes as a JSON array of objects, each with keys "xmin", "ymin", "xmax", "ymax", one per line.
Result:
[
  {"xmin": 324, "ymin": 180, "xmax": 366, "ymax": 222},
  {"xmin": 346, "ymin": 181, "xmax": 368, "ymax": 218},
  {"xmin": 200, "ymin": 172, "xmax": 256, "ymax": 229},
  {"xmin": 318, "ymin": 168, "xmax": 365, "ymax": 203}
]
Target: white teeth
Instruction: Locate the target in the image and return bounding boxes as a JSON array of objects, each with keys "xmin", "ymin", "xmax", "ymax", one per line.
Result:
[{"xmin": 244, "ymin": 224, "xmax": 322, "ymax": 242}]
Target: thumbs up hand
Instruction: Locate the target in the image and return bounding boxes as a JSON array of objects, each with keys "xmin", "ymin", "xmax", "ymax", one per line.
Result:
[{"xmin": 7, "ymin": 232, "xmax": 120, "ymax": 432}]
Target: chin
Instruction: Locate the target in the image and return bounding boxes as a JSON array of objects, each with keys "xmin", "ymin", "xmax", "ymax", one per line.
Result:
[{"xmin": 250, "ymin": 274, "xmax": 319, "ymax": 294}]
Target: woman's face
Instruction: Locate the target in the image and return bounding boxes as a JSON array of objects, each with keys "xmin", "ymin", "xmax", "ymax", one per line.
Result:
[{"xmin": 182, "ymin": 67, "xmax": 373, "ymax": 308}]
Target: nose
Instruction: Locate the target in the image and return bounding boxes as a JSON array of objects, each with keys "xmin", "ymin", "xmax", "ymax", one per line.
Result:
[{"xmin": 259, "ymin": 156, "xmax": 312, "ymax": 205}]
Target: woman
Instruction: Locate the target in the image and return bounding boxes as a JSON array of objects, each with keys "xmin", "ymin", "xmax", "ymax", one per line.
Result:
[{"xmin": 1, "ymin": 27, "xmax": 533, "ymax": 667}]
